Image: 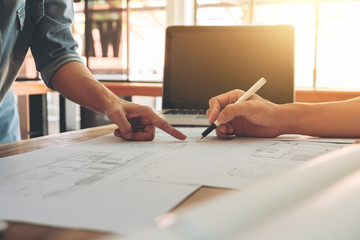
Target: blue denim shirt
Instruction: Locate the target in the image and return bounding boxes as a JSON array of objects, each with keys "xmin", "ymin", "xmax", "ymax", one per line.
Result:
[{"xmin": 0, "ymin": 0, "xmax": 83, "ymax": 103}]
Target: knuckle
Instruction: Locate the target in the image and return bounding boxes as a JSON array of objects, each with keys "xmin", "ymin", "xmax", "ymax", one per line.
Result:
[
  {"xmin": 206, "ymin": 108, "xmax": 211, "ymax": 116},
  {"xmin": 231, "ymin": 89, "xmax": 244, "ymax": 95},
  {"xmin": 142, "ymin": 106, "xmax": 153, "ymax": 113},
  {"xmin": 208, "ymin": 97, "xmax": 217, "ymax": 106}
]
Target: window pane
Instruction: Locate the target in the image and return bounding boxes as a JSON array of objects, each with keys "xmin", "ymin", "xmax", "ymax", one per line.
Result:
[
  {"xmin": 196, "ymin": 0, "xmax": 316, "ymax": 88},
  {"xmin": 128, "ymin": 0, "xmax": 167, "ymax": 81},
  {"xmin": 77, "ymin": 0, "xmax": 166, "ymax": 82},
  {"xmin": 253, "ymin": 0, "xmax": 316, "ymax": 88},
  {"xmin": 316, "ymin": 0, "xmax": 360, "ymax": 89},
  {"xmin": 83, "ymin": 0, "xmax": 127, "ymax": 80},
  {"xmin": 196, "ymin": 1, "xmax": 251, "ymax": 25}
]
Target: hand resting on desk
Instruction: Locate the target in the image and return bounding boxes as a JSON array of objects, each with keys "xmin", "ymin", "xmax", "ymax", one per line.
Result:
[
  {"xmin": 52, "ymin": 62, "xmax": 186, "ymax": 141},
  {"xmin": 207, "ymin": 89, "xmax": 360, "ymax": 139},
  {"xmin": 110, "ymin": 100, "xmax": 187, "ymax": 141},
  {"xmin": 207, "ymin": 89, "xmax": 281, "ymax": 139}
]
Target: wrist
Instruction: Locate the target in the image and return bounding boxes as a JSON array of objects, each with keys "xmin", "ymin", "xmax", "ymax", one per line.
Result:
[
  {"xmin": 102, "ymin": 93, "xmax": 126, "ymax": 116},
  {"xmin": 97, "ymin": 85, "xmax": 124, "ymax": 112},
  {"xmin": 276, "ymin": 103, "xmax": 306, "ymax": 135}
]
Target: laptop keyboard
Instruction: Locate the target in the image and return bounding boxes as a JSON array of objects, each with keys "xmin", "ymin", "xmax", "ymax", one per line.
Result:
[{"xmin": 163, "ymin": 109, "xmax": 207, "ymax": 115}]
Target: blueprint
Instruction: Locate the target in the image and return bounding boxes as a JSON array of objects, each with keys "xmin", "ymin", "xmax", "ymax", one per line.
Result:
[
  {"xmin": 0, "ymin": 127, "xmax": 353, "ymax": 234},
  {"xmin": 72, "ymin": 128, "xmax": 351, "ymax": 189},
  {"xmin": 0, "ymin": 147, "xmax": 199, "ymax": 234}
]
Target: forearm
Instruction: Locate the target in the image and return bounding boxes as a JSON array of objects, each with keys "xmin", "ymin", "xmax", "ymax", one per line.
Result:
[
  {"xmin": 50, "ymin": 62, "xmax": 186, "ymax": 141},
  {"xmin": 51, "ymin": 61, "xmax": 119, "ymax": 114},
  {"xmin": 278, "ymin": 97, "xmax": 360, "ymax": 137}
]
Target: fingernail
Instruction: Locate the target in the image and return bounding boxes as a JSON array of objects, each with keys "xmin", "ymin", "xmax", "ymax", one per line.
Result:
[{"xmin": 114, "ymin": 129, "xmax": 121, "ymax": 137}]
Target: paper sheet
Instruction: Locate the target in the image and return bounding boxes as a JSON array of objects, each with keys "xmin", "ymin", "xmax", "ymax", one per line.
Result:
[
  {"xmin": 0, "ymin": 128, "xmax": 355, "ymax": 234},
  {"xmin": 111, "ymin": 144, "xmax": 360, "ymax": 240},
  {"xmin": 236, "ymin": 165, "xmax": 360, "ymax": 240},
  {"xmin": 72, "ymin": 128, "xmax": 351, "ymax": 190},
  {"xmin": 0, "ymin": 147, "xmax": 199, "ymax": 234}
]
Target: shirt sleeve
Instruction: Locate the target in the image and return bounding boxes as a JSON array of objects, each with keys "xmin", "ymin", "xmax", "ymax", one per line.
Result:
[{"xmin": 30, "ymin": 0, "xmax": 84, "ymax": 90}]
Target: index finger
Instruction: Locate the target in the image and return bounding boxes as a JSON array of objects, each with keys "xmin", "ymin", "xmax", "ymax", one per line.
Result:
[
  {"xmin": 141, "ymin": 108, "xmax": 187, "ymax": 140},
  {"xmin": 208, "ymin": 90, "xmax": 244, "ymax": 123}
]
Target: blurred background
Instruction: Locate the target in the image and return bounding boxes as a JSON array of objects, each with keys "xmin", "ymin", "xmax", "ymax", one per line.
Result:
[{"xmin": 16, "ymin": 0, "xmax": 360, "ymax": 136}]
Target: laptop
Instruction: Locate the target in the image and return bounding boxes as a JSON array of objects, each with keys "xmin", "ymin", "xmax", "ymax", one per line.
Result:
[{"xmin": 158, "ymin": 25, "xmax": 295, "ymax": 126}]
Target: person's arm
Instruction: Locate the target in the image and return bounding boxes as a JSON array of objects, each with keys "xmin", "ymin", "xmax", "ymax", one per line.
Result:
[
  {"xmin": 207, "ymin": 89, "xmax": 360, "ymax": 138},
  {"xmin": 52, "ymin": 61, "xmax": 186, "ymax": 141},
  {"xmin": 276, "ymin": 98, "xmax": 360, "ymax": 137},
  {"xmin": 29, "ymin": 0, "xmax": 185, "ymax": 141}
]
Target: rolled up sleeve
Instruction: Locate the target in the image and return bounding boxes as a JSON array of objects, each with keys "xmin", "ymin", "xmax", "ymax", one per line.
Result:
[{"xmin": 30, "ymin": 0, "xmax": 83, "ymax": 90}]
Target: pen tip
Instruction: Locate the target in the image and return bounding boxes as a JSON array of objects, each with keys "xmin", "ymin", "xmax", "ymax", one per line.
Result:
[{"xmin": 197, "ymin": 136, "xmax": 204, "ymax": 141}]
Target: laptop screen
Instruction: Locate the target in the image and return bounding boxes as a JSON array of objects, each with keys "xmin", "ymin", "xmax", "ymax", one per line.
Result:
[{"xmin": 162, "ymin": 25, "xmax": 295, "ymax": 109}]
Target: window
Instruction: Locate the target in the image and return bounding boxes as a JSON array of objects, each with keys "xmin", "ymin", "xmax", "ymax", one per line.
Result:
[
  {"xmin": 74, "ymin": 0, "xmax": 167, "ymax": 82},
  {"xmin": 19, "ymin": 0, "xmax": 360, "ymax": 90},
  {"xmin": 196, "ymin": 0, "xmax": 360, "ymax": 89},
  {"xmin": 316, "ymin": 1, "xmax": 360, "ymax": 88}
]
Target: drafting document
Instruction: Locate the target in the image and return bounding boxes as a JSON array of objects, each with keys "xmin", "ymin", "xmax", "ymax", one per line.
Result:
[
  {"xmin": 0, "ymin": 147, "xmax": 200, "ymax": 234},
  {"xmin": 104, "ymin": 144, "xmax": 360, "ymax": 240},
  {"xmin": 71, "ymin": 128, "xmax": 352, "ymax": 190},
  {"xmin": 236, "ymin": 166, "xmax": 360, "ymax": 240}
]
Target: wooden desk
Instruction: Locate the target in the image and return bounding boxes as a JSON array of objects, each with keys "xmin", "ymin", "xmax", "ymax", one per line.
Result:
[
  {"xmin": 0, "ymin": 124, "xmax": 230, "ymax": 240},
  {"xmin": 13, "ymin": 80, "xmax": 360, "ymax": 102},
  {"xmin": 12, "ymin": 81, "xmax": 163, "ymax": 97}
]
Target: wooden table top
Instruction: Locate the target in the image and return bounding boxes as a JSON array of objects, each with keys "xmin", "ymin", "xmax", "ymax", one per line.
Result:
[{"xmin": 0, "ymin": 125, "xmax": 229, "ymax": 240}]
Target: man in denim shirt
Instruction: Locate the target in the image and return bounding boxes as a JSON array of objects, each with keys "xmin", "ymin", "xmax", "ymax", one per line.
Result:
[{"xmin": 0, "ymin": 0, "xmax": 186, "ymax": 144}]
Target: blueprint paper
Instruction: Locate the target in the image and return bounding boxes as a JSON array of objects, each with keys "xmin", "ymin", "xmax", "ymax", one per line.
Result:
[
  {"xmin": 111, "ymin": 145, "xmax": 360, "ymax": 240},
  {"xmin": 0, "ymin": 127, "xmax": 353, "ymax": 234},
  {"xmin": 0, "ymin": 147, "xmax": 199, "ymax": 234},
  {"xmin": 72, "ymin": 128, "xmax": 350, "ymax": 190}
]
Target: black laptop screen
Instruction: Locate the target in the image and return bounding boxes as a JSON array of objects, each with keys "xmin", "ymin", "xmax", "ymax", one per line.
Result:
[{"xmin": 162, "ymin": 25, "xmax": 295, "ymax": 109}]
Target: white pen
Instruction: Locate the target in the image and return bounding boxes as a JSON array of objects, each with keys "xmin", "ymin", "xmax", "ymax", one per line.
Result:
[{"xmin": 198, "ymin": 77, "xmax": 267, "ymax": 140}]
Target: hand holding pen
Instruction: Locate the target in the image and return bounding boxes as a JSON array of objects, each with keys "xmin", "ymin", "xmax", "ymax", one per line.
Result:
[{"xmin": 199, "ymin": 77, "xmax": 267, "ymax": 140}]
